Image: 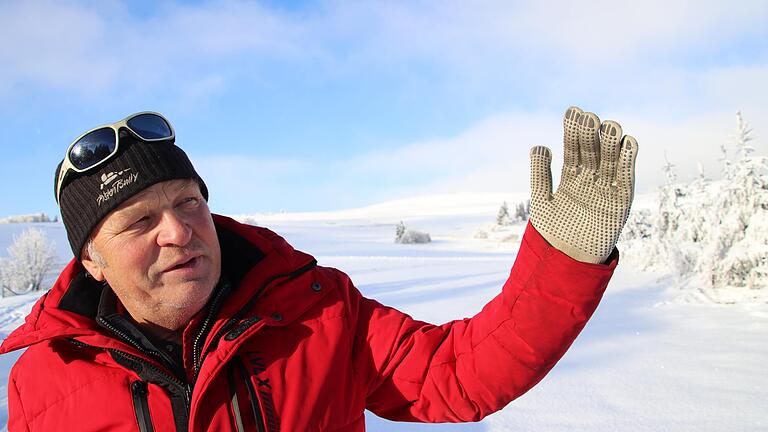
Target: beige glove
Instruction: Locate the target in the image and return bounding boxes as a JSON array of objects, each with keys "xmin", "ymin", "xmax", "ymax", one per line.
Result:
[{"xmin": 529, "ymin": 106, "xmax": 639, "ymax": 264}]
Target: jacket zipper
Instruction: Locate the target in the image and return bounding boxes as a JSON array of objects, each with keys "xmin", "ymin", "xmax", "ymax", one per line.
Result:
[
  {"xmin": 235, "ymin": 356, "xmax": 266, "ymax": 432},
  {"xmin": 96, "ymin": 316, "xmax": 176, "ymax": 370},
  {"xmin": 192, "ymin": 281, "xmax": 233, "ymax": 373},
  {"xmin": 227, "ymin": 362, "xmax": 246, "ymax": 432},
  {"xmin": 131, "ymin": 380, "xmax": 155, "ymax": 432}
]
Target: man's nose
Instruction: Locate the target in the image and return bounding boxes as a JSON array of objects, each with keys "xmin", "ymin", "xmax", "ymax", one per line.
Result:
[{"xmin": 156, "ymin": 211, "xmax": 192, "ymax": 247}]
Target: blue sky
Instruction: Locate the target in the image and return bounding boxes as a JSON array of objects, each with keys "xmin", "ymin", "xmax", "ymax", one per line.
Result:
[{"xmin": 2, "ymin": 0, "xmax": 767, "ymax": 217}]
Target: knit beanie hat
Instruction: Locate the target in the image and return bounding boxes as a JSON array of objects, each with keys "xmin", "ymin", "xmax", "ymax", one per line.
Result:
[{"xmin": 56, "ymin": 135, "xmax": 208, "ymax": 260}]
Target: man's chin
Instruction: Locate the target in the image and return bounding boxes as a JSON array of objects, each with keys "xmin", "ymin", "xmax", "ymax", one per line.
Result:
[{"xmin": 158, "ymin": 280, "xmax": 216, "ymax": 309}]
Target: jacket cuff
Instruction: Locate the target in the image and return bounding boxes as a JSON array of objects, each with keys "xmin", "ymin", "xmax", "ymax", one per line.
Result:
[{"xmin": 521, "ymin": 221, "xmax": 620, "ymax": 270}]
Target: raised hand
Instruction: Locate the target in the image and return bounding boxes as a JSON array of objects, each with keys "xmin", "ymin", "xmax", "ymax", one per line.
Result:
[{"xmin": 529, "ymin": 106, "xmax": 639, "ymax": 264}]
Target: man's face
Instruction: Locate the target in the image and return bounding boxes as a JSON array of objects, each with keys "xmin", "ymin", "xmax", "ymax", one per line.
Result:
[{"xmin": 82, "ymin": 179, "xmax": 221, "ymax": 330}]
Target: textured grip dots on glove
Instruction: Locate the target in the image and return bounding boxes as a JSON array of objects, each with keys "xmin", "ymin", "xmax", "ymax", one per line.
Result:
[
  {"xmin": 529, "ymin": 106, "xmax": 638, "ymax": 264},
  {"xmin": 529, "ymin": 146, "xmax": 553, "ymax": 199}
]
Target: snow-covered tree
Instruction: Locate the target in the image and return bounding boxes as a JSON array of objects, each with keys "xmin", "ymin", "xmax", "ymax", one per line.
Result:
[
  {"xmin": 733, "ymin": 110, "xmax": 755, "ymax": 159},
  {"xmin": 651, "ymin": 154, "xmax": 696, "ymax": 276},
  {"xmin": 719, "ymin": 144, "xmax": 732, "ymax": 181},
  {"xmin": 620, "ymin": 209, "xmax": 653, "ymax": 241},
  {"xmin": 0, "ymin": 228, "xmax": 57, "ymax": 296},
  {"xmin": 496, "ymin": 202, "xmax": 511, "ymax": 226},
  {"xmin": 395, "ymin": 221, "xmax": 406, "ymax": 243},
  {"xmin": 620, "ymin": 111, "xmax": 768, "ymax": 300},
  {"xmin": 513, "ymin": 200, "xmax": 530, "ymax": 222},
  {"xmin": 699, "ymin": 112, "xmax": 768, "ymax": 290},
  {"xmin": 495, "ymin": 200, "xmax": 529, "ymax": 226}
]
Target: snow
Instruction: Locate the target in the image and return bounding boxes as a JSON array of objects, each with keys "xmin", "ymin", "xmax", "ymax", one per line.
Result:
[
  {"xmin": 0, "ymin": 291, "xmax": 38, "ymax": 432},
  {"xmin": 0, "ymin": 193, "xmax": 766, "ymax": 431}
]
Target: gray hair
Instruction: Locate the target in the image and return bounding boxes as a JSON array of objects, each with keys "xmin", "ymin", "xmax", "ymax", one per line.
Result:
[{"xmin": 83, "ymin": 238, "xmax": 108, "ymax": 268}]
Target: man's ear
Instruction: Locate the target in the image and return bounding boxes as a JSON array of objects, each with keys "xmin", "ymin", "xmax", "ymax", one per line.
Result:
[{"xmin": 81, "ymin": 256, "xmax": 106, "ymax": 282}]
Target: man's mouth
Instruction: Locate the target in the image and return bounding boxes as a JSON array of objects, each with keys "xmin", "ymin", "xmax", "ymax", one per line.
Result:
[{"xmin": 164, "ymin": 256, "xmax": 200, "ymax": 272}]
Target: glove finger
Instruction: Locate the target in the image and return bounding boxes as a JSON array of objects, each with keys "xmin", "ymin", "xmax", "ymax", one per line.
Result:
[
  {"xmin": 598, "ymin": 120, "xmax": 623, "ymax": 183},
  {"xmin": 579, "ymin": 111, "xmax": 601, "ymax": 173},
  {"xmin": 617, "ymin": 135, "xmax": 639, "ymax": 206},
  {"xmin": 562, "ymin": 106, "xmax": 582, "ymax": 179},
  {"xmin": 530, "ymin": 146, "xmax": 553, "ymax": 201}
]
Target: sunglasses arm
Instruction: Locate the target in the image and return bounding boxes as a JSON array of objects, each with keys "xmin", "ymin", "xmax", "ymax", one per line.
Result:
[{"xmin": 55, "ymin": 158, "xmax": 76, "ymax": 205}]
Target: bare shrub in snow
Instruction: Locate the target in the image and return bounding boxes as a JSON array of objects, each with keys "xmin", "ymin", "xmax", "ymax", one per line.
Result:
[
  {"xmin": 0, "ymin": 228, "xmax": 57, "ymax": 296},
  {"xmin": 395, "ymin": 222, "xmax": 431, "ymax": 244},
  {"xmin": 397, "ymin": 230, "xmax": 432, "ymax": 244},
  {"xmin": 239, "ymin": 216, "xmax": 259, "ymax": 226},
  {"xmin": 500, "ymin": 233, "xmax": 520, "ymax": 243},
  {"xmin": 620, "ymin": 112, "xmax": 768, "ymax": 301}
]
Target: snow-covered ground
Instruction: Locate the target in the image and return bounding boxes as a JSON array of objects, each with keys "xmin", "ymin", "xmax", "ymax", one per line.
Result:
[{"xmin": 0, "ymin": 193, "xmax": 766, "ymax": 431}]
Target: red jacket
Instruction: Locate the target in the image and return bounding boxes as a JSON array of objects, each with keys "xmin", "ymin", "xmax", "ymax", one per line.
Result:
[{"xmin": 1, "ymin": 215, "xmax": 617, "ymax": 431}]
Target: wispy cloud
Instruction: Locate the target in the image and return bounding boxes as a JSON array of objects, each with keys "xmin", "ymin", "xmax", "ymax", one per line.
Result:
[
  {"xmin": 338, "ymin": 111, "xmax": 557, "ymax": 193},
  {"xmin": 3, "ymin": 1, "xmax": 766, "ymax": 99},
  {"xmin": 190, "ymin": 102, "xmax": 768, "ymax": 213},
  {"xmin": 0, "ymin": 0, "xmax": 303, "ymax": 99},
  {"xmin": 0, "ymin": 1, "xmax": 119, "ymax": 93},
  {"xmin": 191, "ymin": 154, "xmax": 309, "ymax": 212},
  {"xmin": 341, "ymin": 107, "xmax": 768, "ymax": 198}
]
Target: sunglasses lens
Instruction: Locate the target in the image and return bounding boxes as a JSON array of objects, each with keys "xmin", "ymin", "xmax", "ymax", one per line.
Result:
[
  {"xmin": 69, "ymin": 128, "xmax": 117, "ymax": 170},
  {"xmin": 126, "ymin": 113, "xmax": 172, "ymax": 140}
]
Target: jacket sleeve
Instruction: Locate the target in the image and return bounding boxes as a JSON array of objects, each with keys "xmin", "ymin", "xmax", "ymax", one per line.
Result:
[
  {"xmin": 349, "ymin": 222, "xmax": 618, "ymax": 423},
  {"xmin": 8, "ymin": 369, "xmax": 30, "ymax": 432}
]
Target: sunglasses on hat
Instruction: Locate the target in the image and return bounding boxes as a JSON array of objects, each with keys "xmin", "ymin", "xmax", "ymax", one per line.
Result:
[{"xmin": 55, "ymin": 112, "xmax": 175, "ymax": 204}]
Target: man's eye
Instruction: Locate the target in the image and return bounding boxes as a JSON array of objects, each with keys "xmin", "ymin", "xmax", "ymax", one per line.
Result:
[
  {"xmin": 120, "ymin": 216, "xmax": 149, "ymax": 232},
  {"xmin": 180, "ymin": 197, "xmax": 200, "ymax": 207},
  {"xmin": 131, "ymin": 216, "xmax": 150, "ymax": 227}
]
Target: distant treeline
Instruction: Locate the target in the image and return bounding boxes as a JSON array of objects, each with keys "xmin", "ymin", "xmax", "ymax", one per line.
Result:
[{"xmin": 0, "ymin": 213, "xmax": 58, "ymax": 224}]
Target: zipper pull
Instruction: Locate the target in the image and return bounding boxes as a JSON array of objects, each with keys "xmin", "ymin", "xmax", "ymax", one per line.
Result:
[
  {"xmin": 130, "ymin": 380, "xmax": 154, "ymax": 432},
  {"xmin": 132, "ymin": 380, "xmax": 148, "ymax": 395},
  {"xmin": 185, "ymin": 383, "xmax": 193, "ymax": 411}
]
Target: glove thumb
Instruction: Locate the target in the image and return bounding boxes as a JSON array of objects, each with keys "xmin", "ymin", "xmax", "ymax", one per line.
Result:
[{"xmin": 530, "ymin": 146, "xmax": 553, "ymax": 201}]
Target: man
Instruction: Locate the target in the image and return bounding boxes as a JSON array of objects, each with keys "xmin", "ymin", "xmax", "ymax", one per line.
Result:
[{"xmin": 1, "ymin": 107, "xmax": 637, "ymax": 431}]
